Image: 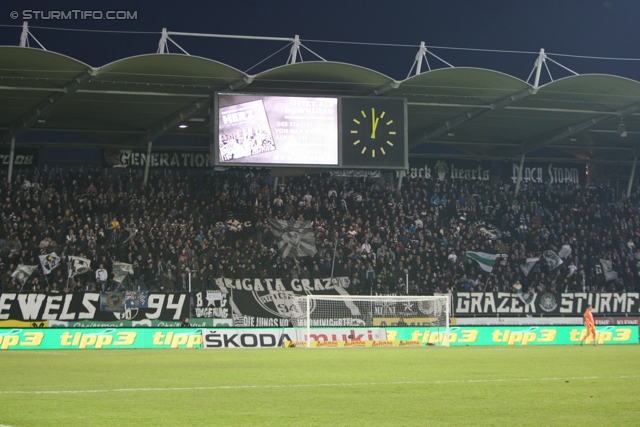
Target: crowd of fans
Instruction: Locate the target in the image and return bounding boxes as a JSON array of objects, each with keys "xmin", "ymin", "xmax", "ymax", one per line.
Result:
[{"xmin": 0, "ymin": 165, "xmax": 639, "ymax": 296}]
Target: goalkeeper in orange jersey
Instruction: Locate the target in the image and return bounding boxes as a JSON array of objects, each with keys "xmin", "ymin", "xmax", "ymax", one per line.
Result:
[{"xmin": 579, "ymin": 305, "xmax": 597, "ymax": 346}]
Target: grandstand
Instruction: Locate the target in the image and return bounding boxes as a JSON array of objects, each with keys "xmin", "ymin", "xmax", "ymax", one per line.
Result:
[{"xmin": 0, "ymin": 25, "xmax": 639, "ymax": 324}]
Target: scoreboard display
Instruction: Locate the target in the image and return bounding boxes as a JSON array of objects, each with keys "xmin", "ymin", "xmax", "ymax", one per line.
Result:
[{"xmin": 214, "ymin": 93, "xmax": 407, "ymax": 169}]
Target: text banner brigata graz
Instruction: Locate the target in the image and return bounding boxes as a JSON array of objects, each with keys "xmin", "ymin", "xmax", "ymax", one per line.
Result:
[{"xmin": 198, "ymin": 276, "xmax": 362, "ymax": 327}]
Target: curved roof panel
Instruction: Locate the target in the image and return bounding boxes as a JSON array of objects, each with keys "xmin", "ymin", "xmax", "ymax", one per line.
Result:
[
  {"xmin": 94, "ymin": 53, "xmax": 246, "ymax": 94},
  {"xmin": 399, "ymin": 67, "xmax": 531, "ymax": 100},
  {"xmin": 0, "ymin": 46, "xmax": 90, "ymax": 81},
  {"xmin": 0, "ymin": 48, "xmax": 639, "ymax": 163},
  {"xmin": 250, "ymin": 61, "xmax": 395, "ymax": 95}
]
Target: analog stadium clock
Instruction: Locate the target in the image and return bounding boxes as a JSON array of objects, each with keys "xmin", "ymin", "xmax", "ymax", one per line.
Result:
[{"xmin": 341, "ymin": 97, "xmax": 407, "ymax": 169}]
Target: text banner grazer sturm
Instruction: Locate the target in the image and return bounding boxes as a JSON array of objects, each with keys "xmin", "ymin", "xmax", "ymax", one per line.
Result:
[{"xmin": 453, "ymin": 292, "xmax": 640, "ymax": 316}]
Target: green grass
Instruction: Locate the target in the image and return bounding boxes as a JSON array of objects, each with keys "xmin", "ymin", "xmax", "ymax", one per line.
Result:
[{"xmin": 0, "ymin": 345, "xmax": 638, "ymax": 426}]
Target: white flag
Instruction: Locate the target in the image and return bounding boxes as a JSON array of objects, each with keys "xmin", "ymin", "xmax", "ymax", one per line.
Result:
[
  {"xmin": 543, "ymin": 250, "xmax": 563, "ymax": 271},
  {"xmin": 39, "ymin": 252, "xmax": 61, "ymax": 275},
  {"xmin": 519, "ymin": 258, "xmax": 540, "ymax": 276},
  {"xmin": 68, "ymin": 256, "xmax": 91, "ymax": 278},
  {"xmin": 267, "ymin": 217, "xmax": 317, "ymax": 258},
  {"xmin": 112, "ymin": 262, "xmax": 134, "ymax": 283},
  {"xmin": 123, "ymin": 227, "xmax": 138, "ymax": 244},
  {"xmin": 466, "ymin": 251, "xmax": 498, "ymax": 273},
  {"xmin": 599, "ymin": 259, "xmax": 618, "ymax": 282},
  {"xmin": 12, "ymin": 265, "xmax": 38, "ymax": 286}
]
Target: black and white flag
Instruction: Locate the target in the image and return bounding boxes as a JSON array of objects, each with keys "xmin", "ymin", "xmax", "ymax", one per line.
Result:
[
  {"xmin": 267, "ymin": 217, "xmax": 317, "ymax": 258},
  {"xmin": 599, "ymin": 259, "xmax": 618, "ymax": 282},
  {"xmin": 38, "ymin": 252, "xmax": 61, "ymax": 275},
  {"xmin": 112, "ymin": 261, "xmax": 134, "ymax": 283},
  {"xmin": 68, "ymin": 256, "xmax": 91, "ymax": 278},
  {"xmin": 543, "ymin": 250, "xmax": 563, "ymax": 271},
  {"xmin": 11, "ymin": 265, "xmax": 38, "ymax": 286},
  {"xmin": 519, "ymin": 257, "xmax": 541, "ymax": 276},
  {"xmin": 473, "ymin": 220, "xmax": 511, "ymax": 241},
  {"xmin": 123, "ymin": 226, "xmax": 138, "ymax": 244}
]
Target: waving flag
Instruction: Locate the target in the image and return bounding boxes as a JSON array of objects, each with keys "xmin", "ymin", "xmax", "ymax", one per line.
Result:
[
  {"xmin": 12, "ymin": 265, "xmax": 38, "ymax": 286},
  {"xmin": 543, "ymin": 250, "xmax": 563, "ymax": 271},
  {"xmin": 267, "ymin": 217, "xmax": 317, "ymax": 258},
  {"xmin": 466, "ymin": 251, "xmax": 498, "ymax": 273},
  {"xmin": 68, "ymin": 256, "xmax": 91, "ymax": 278},
  {"xmin": 39, "ymin": 252, "xmax": 61, "ymax": 275},
  {"xmin": 123, "ymin": 226, "xmax": 138, "ymax": 244},
  {"xmin": 520, "ymin": 257, "xmax": 541, "ymax": 276},
  {"xmin": 599, "ymin": 259, "xmax": 618, "ymax": 282},
  {"xmin": 112, "ymin": 262, "xmax": 134, "ymax": 283}
]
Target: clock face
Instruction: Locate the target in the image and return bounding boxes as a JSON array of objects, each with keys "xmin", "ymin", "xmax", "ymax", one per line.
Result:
[
  {"xmin": 341, "ymin": 97, "xmax": 406, "ymax": 169},
  {"xmin": 350, "ymin": 107, "xmax": 397, "ymax": 159}
]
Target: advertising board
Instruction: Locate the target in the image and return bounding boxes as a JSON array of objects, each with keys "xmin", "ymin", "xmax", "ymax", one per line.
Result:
[
  {"xmin": 387, "ymin": 325, "xmax": 638, "ymax": 346},
  {"xmin": 201, "ymin": 327, "xmax": 386, "ymax": 348},
  {"xmin": 0, "ymin": 328, "xmax": 204, "ymax": 350}
]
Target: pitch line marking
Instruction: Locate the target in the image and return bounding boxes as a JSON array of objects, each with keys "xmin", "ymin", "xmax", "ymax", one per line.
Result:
[{"xmin": 0, "ymin": 375, "xmax": 638, "ymax": 395}]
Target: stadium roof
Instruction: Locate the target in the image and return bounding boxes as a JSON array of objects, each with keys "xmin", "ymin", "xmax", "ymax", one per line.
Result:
[{"xmin": 2, "ymin": 46, "xmax": 640, "ymax": 164}]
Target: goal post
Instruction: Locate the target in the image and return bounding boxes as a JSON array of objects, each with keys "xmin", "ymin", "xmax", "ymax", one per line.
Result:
[{"xmin": 290, "ymin": 294, "xmax": 450, "ymax": 348}]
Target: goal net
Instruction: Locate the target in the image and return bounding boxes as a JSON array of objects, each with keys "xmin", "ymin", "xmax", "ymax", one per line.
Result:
[{"xmin": 289, "ymin": 295, "xmax": 450, "ymax": 347}]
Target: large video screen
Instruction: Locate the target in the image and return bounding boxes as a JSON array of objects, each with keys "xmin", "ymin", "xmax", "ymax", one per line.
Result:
[{"xmin": 216, "ymin": 94, "xmax": 338, "ymax": 166}]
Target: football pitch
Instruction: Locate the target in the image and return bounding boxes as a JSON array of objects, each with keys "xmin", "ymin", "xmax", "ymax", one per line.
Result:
[{"xmin": 0, "ymin": 345, "xmax": 638, "ymax": 426}]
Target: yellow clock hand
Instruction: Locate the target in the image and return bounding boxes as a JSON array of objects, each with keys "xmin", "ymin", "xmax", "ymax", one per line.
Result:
[{"xmin": 371, "ymin": 108, "xmax": 380, "ymax": 139}]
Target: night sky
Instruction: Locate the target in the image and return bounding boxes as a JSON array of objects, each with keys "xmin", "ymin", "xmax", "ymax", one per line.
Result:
[{"xmin": 1, "ymin": 0, "xmax": 639, "ymax": 82}]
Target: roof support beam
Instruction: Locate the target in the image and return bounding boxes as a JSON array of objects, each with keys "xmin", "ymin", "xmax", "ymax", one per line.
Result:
[
  {"xmin": 136, "ymin": 98, "xmax": 210, "ymax": 146},
  {"xmin": 409, "ymin": 89, "xmax": 532, "ymax": 148},
  {"xmin": 515, "ymin": 154, "xmax": 525, "ymax": 195},
  {"xmin": 136, "ymin": 98, "xmax": 210, "ymax": 185},
  {"xmin": 503, "ymin": 102, "xmax": 640, "ymax": 157},
  {"xmin": 627, "ymin": 156, "xmax": 637, "ymax": 198},
  {"xmin": 7, "ymin": 138, "xmax": 15, "ymax": 184},
  {"xmin": 228, "ymin": 76, "xmax": 254, "ymax": 91},
  {"xmin": 371, "ymin": 81, "xmax": 399, "ymax": 96},
  {"xmin": 1, "ymin": 70, "xmax": 94, "ymax": 143},
  {"xmin": 18, "ymin": 21, "xmax": 46, "ymax": 50},
  {"xmin": 287, "ymin": 35, "xmax": 301, "ymax": 64}
]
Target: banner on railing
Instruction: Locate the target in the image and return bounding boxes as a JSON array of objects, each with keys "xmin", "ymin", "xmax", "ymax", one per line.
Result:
[
  {"xmin": 104, "ymin": 149, "xmax": 211, "ymax": 169},
  {"xmin": 200, "ymin": 276, "xmax": 353, "ymax": 327},
  {"xmin": 0, "ymin": 149, "xmax": 38, "ymax": 169},
  {"xmin": 402, "ymin": 159, "xmax": 586, "ymax": 186},
  {"xmin": 453, "ymin": 292, "xmax": 640, "ymax": 316},
  {"xmin": 0, "ymin": 292, "xmax": 189, "ymax": 321}
]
